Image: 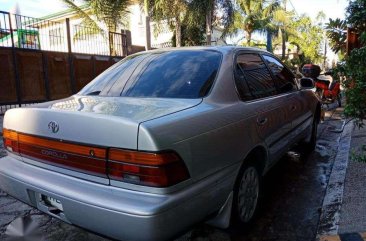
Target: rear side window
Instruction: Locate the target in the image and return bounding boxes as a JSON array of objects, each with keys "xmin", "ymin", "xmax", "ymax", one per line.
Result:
[
  {"xmin": 235, "ymin": 53, "xmax": 277, "ymax": 100},
  {"xmin": 79, "ymin": 54, "xmax": 145, "ymax": 95},
  {"xmin": 262, "ymin": 55, "xmax": 297, "ymax": 93},
  {"xmin": 122, "ymin": 51, "xmax": 221, "ymax": 98}
]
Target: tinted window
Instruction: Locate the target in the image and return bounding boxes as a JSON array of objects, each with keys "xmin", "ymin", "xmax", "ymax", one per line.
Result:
[
  {"xmin": 80, "ymin": 50, "xmax": 222, "ymax": 98},
  {"xmin": 79, "ymin": 54, "xmax": 146, "ymax": 95},
  {"xmin": 262, "ymin": 55, "xmax": 297, "ymax": 93},
  {"xmin": 122, "ymin": 51, "xmax": 221, "ymax": 98},
  {"xmin": 235, "ymin": 53, "xmax": 277, "ymax": 100}
]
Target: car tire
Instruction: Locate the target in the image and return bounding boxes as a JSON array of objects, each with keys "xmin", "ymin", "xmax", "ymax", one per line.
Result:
[
  {"xmin": 304, "ymin": 115, "xmax": 319, "ymax": 151},
  {"xmin": 337, "ymin": 94, "xmax": 342, "ymax": 107},
  {"xmin": 232, "ymin": 162, "xmax": 262, "ymax": 225}
]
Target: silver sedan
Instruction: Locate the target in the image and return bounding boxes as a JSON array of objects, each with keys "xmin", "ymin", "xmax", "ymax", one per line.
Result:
[{"xmin": 0, "ymin": 46, "xmax": 320, "ymax": 241}]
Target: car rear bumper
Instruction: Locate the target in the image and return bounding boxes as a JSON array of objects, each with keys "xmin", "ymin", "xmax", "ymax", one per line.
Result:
[{"xmin": 0, "ymin": 155, "xmax": 236, "ymax": 241}]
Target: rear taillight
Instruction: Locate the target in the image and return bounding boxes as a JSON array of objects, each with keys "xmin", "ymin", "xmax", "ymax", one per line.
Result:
[
  {"xmin": 108, "ymin": 149, "xmax": 190, "ymax": 187},
  {"xmin": 3, "ymin": 129, "xmax": 190, "ymax": 187},
  {"xmin": 3, "ymin": 129, "xmax": 19, "ymax": 153},
  {"xmin": 2, "ymin": 128, "xmax": 107, "ymax": 177}
]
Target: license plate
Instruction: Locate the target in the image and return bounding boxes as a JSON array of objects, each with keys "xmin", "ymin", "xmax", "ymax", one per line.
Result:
[{"xmin": 42, "ymin": 195, "xmax": 63, "ymax": 211}]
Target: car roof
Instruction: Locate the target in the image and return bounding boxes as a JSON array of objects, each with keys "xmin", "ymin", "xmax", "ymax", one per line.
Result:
[{"xmin": 140, "ymin": 46, "xmax": 271, "ymax": 55}]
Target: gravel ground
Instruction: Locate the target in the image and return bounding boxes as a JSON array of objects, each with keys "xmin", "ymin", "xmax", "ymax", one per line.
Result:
[{"xmin": 338, "ymin": 122, "xmax": 366, "ymax": 233}]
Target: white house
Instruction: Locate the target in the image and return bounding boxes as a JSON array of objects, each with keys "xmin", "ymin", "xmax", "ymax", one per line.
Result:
[{"xmin": 1, "ymin": 2, "xmax": 226, "ymax": 55}]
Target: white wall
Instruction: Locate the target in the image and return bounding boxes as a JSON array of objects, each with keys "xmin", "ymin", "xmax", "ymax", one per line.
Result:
[{"xmin": 128, "ymin": 4, "xmax": 173, "ymax": 47}]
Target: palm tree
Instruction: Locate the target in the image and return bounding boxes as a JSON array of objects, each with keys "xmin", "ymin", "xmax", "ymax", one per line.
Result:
[
  {"xmin": 188, "ymin": 0, "xmax": 233, "ymax": 45},
  {"xmin": 62, "ymin": 0, "xmax": 130, "ymax": 32},
  {"xmin": 60, "ymin": 0, "xmax": 130, "ymax": 54},
  {"xmin": 270, "ymin": 7, "xmax": 297, "ymax": 59},
  {"xmin": 228, "ymin": 0, "xmax": 279, "ymax": 46},
  {"xmin": 152, "ymin": 0, "xmax": 188, "ymax": 47}
]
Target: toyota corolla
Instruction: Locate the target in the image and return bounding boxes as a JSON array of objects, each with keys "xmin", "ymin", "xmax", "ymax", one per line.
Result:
[{"xmin": 0, "ymin": 46, "xmax": 320, "ymax": 241}]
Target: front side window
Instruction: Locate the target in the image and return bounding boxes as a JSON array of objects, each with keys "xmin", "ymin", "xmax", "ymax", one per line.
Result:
[
  {"xmin": 235, "ymin": 53, "xmax": 277, "ymax": 100},
  {"xmin": 262, "ymin": 55, "xmax": 297, "ymax": 93},
  {"xmin": 79, "ymin": 50, "xmax": 222, "ymax": 99}
]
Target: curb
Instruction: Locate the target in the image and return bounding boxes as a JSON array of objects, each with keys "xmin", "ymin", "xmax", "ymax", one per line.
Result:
[
  {"xmin": 320, "ymin": 232, "xmax": 366, "ymax": 241},
  {"xmin": 317, "ymin": 120, "xmax": 354, "ymax": 237}
]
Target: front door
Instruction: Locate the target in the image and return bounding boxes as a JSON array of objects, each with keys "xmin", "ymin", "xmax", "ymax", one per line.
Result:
[{"xmin": 262, "ymin": 55, "xmax": 310, "ymax": 143}]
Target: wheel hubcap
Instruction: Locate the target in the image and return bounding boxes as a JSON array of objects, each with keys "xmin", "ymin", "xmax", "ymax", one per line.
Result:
[{"xmin": 237, "ymin": 167, "xmax": 259, "ymax": 223}]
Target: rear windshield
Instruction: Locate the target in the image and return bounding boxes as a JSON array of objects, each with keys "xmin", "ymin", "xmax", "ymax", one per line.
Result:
[{"xmin": 79, "ymin": 50, "xmax": 222, "ymax": 98}]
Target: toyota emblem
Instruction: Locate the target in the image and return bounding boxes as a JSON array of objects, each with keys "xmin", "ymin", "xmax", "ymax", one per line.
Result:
[{"xmin": 48, "ymin": 121, "xmax": 59, "ymax": 133}]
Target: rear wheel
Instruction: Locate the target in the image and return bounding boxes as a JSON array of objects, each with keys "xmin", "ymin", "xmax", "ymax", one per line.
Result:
[{"xmin": 232, "ymin": 163, "xmax": 261, "ymax": 225}]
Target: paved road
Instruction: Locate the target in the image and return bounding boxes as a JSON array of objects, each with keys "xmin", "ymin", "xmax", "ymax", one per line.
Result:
[{"xmin": 0, "ymin": 106, "xmax": 345, "ymax": 241}]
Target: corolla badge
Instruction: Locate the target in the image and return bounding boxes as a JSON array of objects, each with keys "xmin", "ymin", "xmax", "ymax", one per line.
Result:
[{"xmin": 48, "ymin": 121, "xmax": 59, "ymax": 133}]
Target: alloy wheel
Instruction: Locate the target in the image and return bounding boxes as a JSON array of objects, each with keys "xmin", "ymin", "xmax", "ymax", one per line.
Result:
[{"xmin": 237, "ymin": 166, "xmax": 259, "ymax": 223}]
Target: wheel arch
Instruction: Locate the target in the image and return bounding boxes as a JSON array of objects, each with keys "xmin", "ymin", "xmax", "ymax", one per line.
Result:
[{"xmin": 239, "ymin": 145, "xmax": 268, "ymax": 178}]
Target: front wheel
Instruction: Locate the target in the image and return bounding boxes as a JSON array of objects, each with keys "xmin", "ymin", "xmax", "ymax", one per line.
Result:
[
  {"xmin": 315, "ymin": 88, "xmax": 324, "ymax": 101},
  {"xmin": 305, "ymin": 115, "xmax": 319, "ymax": 151},
  {"xmin": 232, "ymin": 164, "xmax": 261, "ymax": 225},
  {"xmin": 337, "ymin": 94, "xmax": 342, "ymax": 107}
]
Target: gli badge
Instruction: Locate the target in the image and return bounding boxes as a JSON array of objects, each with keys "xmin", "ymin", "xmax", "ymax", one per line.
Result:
[{"xmin": 48, "ymin": 121, "xmax": 59, "ymax": 133}]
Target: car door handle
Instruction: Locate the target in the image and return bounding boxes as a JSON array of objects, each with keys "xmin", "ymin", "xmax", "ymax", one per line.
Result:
[
  {"xmin": 257, "ymin": 117, "xmax": 268, "ymax": 126},
  {"xmin": 291, "ymin": 106, "xmax": 297, "ymax": 111}
]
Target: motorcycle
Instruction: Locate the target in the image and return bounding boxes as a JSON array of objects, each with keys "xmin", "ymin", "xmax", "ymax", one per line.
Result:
[{"xmin": 301, "ymin": 64, "xmax": 342, "ymax": 107}]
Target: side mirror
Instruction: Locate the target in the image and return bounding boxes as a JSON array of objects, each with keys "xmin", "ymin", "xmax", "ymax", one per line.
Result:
[
  {"xmin": 300, "ymin": 78, "xmax": 315, "ymax": 89},
  {"xmin": 324, "ymin": 71, "xmax": 333, "ymax": 76}
]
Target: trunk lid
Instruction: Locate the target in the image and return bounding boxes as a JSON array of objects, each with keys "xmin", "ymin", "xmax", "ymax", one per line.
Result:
[
  {"xmin": 4, "ymin": 95, "xmax": 201, "ymax": 149},
  {"xmin": 2, "ymin": 96, "xmax": 200, "ymax": 183}
]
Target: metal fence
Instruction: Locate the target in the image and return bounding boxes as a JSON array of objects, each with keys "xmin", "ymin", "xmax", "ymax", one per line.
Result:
[
  {"xmin": 0, "ymin": 11, "xmax": 128, "ymax": 56},
  {"xmin": 0, "ymin": 10, "xmax": 126, "ymax": 110},
  {"xmin": 152, "ymin": 41, "xmax": 173, "ymax": 49}
]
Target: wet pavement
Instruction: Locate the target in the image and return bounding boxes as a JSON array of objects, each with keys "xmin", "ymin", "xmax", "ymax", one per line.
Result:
[
  {"xmin": 177, "ymin": 106, "xmax": 345, "ymax": 241},
  {"xmin": 0, "ymin": 106, "xmax": 346, "ymax": 241}
]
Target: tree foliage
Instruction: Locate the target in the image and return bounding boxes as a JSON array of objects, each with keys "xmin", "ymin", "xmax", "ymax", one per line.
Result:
[
  {"xmin": 171, "ymin": 21, "xmax": 205, "ymax": 46},
  {"xmin": 343, "ymin": 47, "xmax": 366, "ymax": 126},
  {"xmin": 270, "ymin": 7, "xmax": 297, "ymax": 59},
  {"xmin": 269, "ymin": 13, "xmax": 324, "ymax": 66},
  {"xmin": 288, "ymin": 15, "xmax": 323, "ymax": 63},
  {"xmin": 61, "ymin": 0, "xmax": 130, "ymax": 32},
  {"xmin": 325, "ymin": 18, "xmax": 347, "ymax": 54},
  {"xmin": 227, "ymin": 0, "xmax": 280, "ymax": 45},
  {"xmin": 187, "ymin": 0, "xmax": 233, "ymax": 44},
  {"xmin": 60, "ymin": 0, "xmax": 130, "ymax": 55},
  {"xmin": 341, "ymin": 0, "xmax": 366, "ymax": 126},
  {"xmin": 152, "ymin": 0, "xmax": 188, "ymax": 47},
  {"xmin": 346, "ymin": 0, "xmax": 366, "ymax": 33}
]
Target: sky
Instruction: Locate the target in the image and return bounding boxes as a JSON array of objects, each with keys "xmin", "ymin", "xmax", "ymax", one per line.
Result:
[
  {"xmin": 0, "ymin": 0, "xmax": 349, "ymax": 20},
  {"xmin": 288, "ymin": 0, "xmax": 348, "ymax": 21},
  {"xmin": 0, "ymin": 0, "xmax": 66, "ymax": 17}
]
